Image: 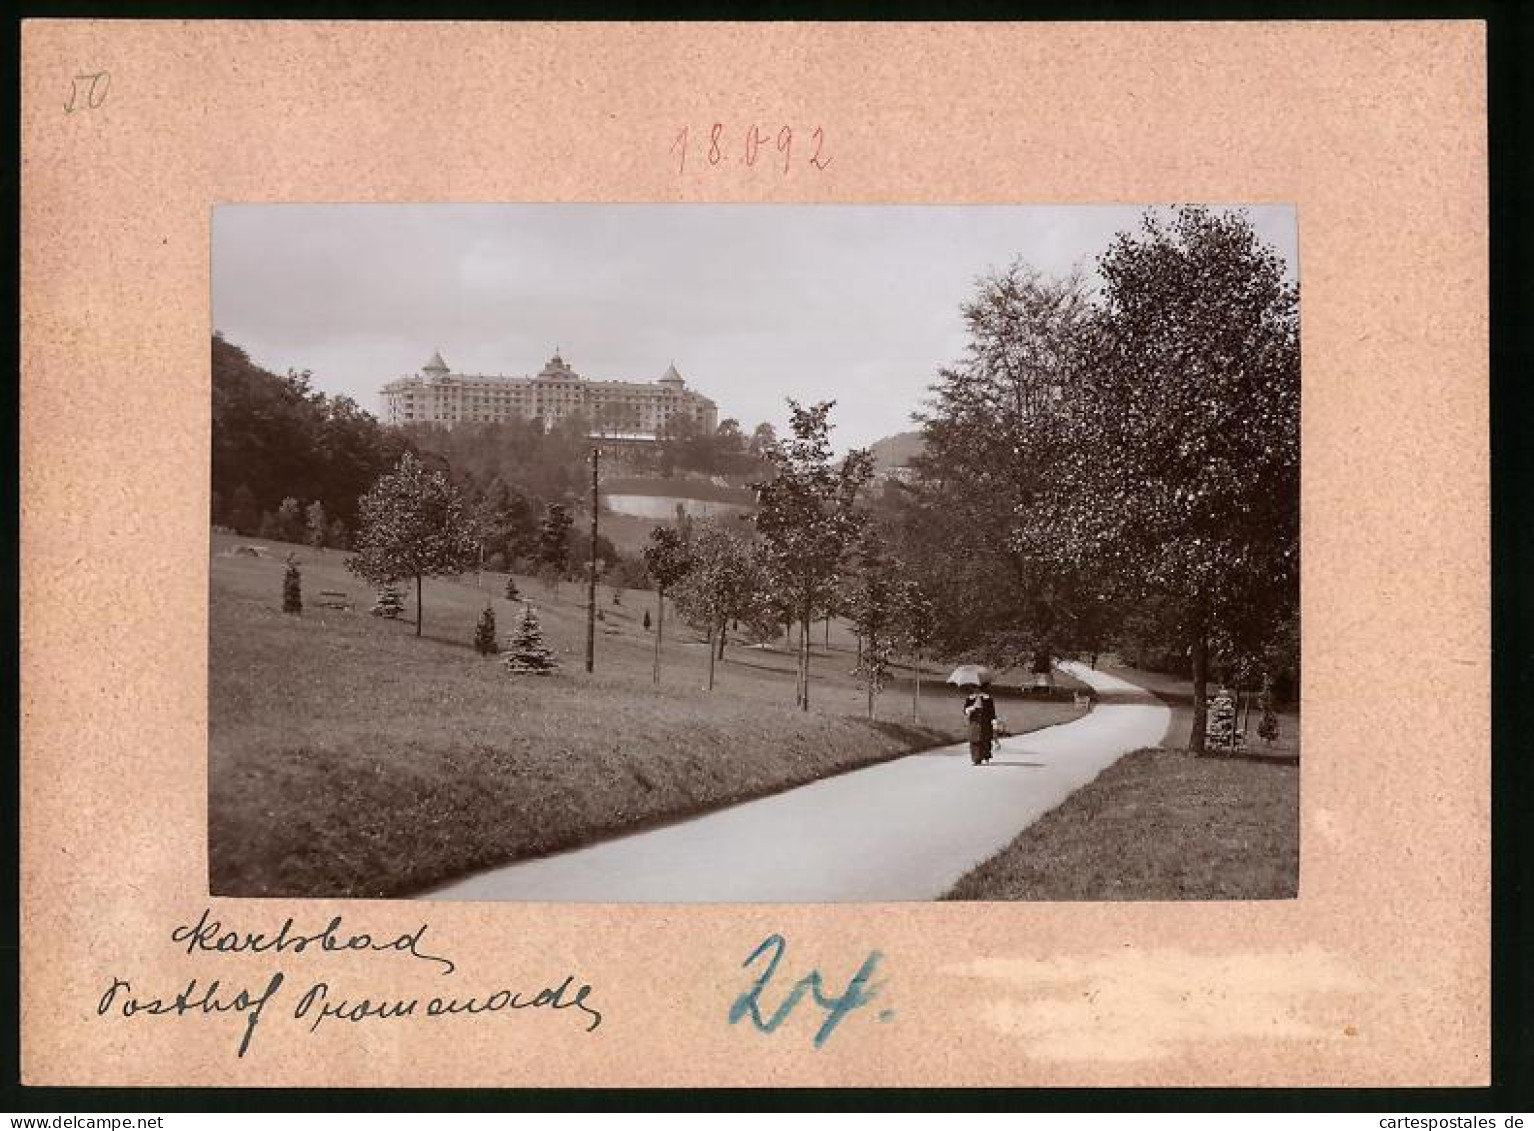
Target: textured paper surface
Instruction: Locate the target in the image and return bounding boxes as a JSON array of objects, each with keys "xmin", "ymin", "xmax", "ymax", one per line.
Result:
[{"xmin": 19, "ymin": 20, "xmax": 1488, "ymax": 1087}]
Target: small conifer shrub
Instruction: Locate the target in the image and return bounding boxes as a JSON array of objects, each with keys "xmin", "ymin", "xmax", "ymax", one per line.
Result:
[
  {"xmin": 282, "ymin": 559, "xmax": 303, "ymax": 615},
  {"xmin": 474, "ymin": 604, "xmax": 499, "ymax": 656},
  {"xmin": 505, "ymin": 605, "xmax": 557, "ymax": 675},
  {"xmin": 371, "ymin": 585, "xmax": 405, "ymax": 619}
]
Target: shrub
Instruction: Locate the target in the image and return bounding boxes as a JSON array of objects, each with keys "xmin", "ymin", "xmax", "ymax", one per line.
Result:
[
  {"xmin": 473, "ymin": 605, "xmax": 499, "ymax": 656},
  {"xmin": 1257, "ymin": 674, "xmax": 1280, "ymax": 743},
  {"xmin": 371, "ymin": 585, "xmax": 405, "ymax": 619},
  {"xmin": 282, "ymin": 560, "xmax": 303, "ymax": 615},
  {"xmin": 505, "ymin": 605, "xmax": 557, "ymax": 675}
]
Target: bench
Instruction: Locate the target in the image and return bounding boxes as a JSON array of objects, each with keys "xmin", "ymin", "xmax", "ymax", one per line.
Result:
[{"xmin": 316, "ymin": 590, "xmax": 353, "ymax": 610}]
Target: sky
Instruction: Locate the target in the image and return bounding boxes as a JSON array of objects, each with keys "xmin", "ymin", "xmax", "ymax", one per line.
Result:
[{"xmin": 212, "ymin": 203, "xmax": 1298, "ymax": 451}]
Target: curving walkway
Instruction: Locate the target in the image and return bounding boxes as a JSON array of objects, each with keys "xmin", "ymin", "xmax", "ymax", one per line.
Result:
[{"xmin": 419, "ymin": 661, "xmax": 1168, "ymax": 903}]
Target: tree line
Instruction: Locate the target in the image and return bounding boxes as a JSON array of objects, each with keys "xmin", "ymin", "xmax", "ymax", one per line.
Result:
[
  {"xmin": 636, "ymin": 206, "xmax": 1300, "ymax": 743},
  {"xmin": 212, "ymin": 331, "xmax": 779, "ymax": 578},
  {"xmin": 890, "ymin": 205, "xmax": 1300, "ymax": 748}
]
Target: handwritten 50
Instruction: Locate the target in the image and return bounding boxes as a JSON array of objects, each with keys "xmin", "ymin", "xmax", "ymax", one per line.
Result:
[{"xmin": 671, "ymin": 124, "xmax": 833, "ymax": 175}]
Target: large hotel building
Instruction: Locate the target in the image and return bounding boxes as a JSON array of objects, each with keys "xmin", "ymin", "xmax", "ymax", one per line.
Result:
[{"xmin": 380, "ymin": 350, "xmax": 718, "ymax": 439}]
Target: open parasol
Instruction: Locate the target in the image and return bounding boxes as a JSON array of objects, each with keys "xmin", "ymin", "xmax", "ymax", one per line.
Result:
[{"xmin": 946, "ymin": 664, "xmax": 994, "ymax": 687}]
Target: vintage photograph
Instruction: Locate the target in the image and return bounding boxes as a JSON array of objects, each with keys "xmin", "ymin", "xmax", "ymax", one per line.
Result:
[{"xmin": 208, "ymin": 203, "xmax": 1300, "ymax": 903}]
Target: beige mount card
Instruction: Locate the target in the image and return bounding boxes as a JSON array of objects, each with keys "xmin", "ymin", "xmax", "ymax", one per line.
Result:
[{"xmin": 20, "ymin": 20, "xmax": 1488, "ymax": 1087}]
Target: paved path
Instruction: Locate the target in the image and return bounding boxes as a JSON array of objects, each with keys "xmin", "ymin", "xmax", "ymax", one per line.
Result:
[{"xmin": 420, "ymin": 662, "xmax": 1168, "ymax": 903}]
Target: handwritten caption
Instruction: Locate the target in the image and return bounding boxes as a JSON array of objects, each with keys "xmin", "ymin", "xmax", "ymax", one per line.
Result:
[
  {"xmin": 671, "ymin": 123, "xmax": 833, "ymax": 175},
  {"xmin": 729, "ymin": 933, "xmax": 889, "ymax": 1048},
  {"xmin": 65, "ymin": 71, "xmax": 110, "ymax": 114},
  {"xmin": 93, "ymin": 909, "xmax": 603, "ymax": 1058}
]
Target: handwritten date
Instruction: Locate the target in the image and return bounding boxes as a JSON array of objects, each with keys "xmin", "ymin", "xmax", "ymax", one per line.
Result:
[{"xmin": 671, "ymin": 123, "xmax": 832, "ymax": 175}]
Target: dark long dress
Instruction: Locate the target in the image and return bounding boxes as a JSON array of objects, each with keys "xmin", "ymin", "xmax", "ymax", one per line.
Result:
[{"xmin": 964, "ymin": 691, "xmax": 996, "ymax": 764}]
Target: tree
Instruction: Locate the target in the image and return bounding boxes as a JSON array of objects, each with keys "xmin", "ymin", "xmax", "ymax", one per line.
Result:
[
  {"xmin": 282, "ymin": 558, "xmax": 302, "ymax": 615},
  {"xmin": 347, "ymin": 452, "xmax": 480, "ymax": 637},
  {"xmin": 895, "ymin": 576, "xmax": 939, "ymax": 722},
  {"xmin": 276, "ymin": 497, "xmax": 305, "ymax": 543},
  {"xmin": 844, "ymin": 531, "xmax": 902, "ymax": 718},
  {"xmin": 747, "ymin": 422, "xmax": 778, "ymax": 460},
  {"xmin": 751, "ymin": 401, "xmax": 875, "ymax": 710},
  {"xmin": 642, "ymin": 525, "xmax": 693, "ymax": 685},
  {"xmin": 305, "ymin": 501, "xmax": 328, "ymax": 554},
  {"xmin": 1028, "ymin": 207, "xmax": 1299, "ymax": 751},
  {"xmin": 505, "ymin": 604, "xmax": 558, "ymax": 675},
  {"xmin": 672, "ymin": 521, "xmax": 758, "ymax": 690},
  {"xmin": 212, "ymin": 334, "xmax": 410, "ymax": 531},
  {"xmin": 475, "ymin": 476, "xmax": 538, "ymax": 567},
  {"xmin": 228, "ymin": 484, "xmax": 259, "ymax": 535},
  {"xmin": 474, "ymin": 604, "xmax": 499, "ymax": 656},
  {"xmin": 504, "ymin": 575, "xmax": 521, "ymax": 601},
  {"xmin": 909, "ymin": 261, "xmax": 1096, "ymax": 662},
  {"xmin": 326, "ymin": 518, "xmax": 350, "ymax": 551},
  {"xmin": 535, "ymin": 503, "xmax": 574, "ymax": 599},
  {"xmin": 1257, "ymin": 673, "xmax": 1280, "ymax": 744}
]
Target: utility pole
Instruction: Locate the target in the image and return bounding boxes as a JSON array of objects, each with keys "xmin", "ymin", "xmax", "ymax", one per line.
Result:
[{"xmin": 585, "ymin": 445, "xmax": 599, "ymax": 673}]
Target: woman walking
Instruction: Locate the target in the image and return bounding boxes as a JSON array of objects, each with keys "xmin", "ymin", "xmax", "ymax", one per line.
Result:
[{"xmin": 962, "ymin": 682, "xmax": 996, "ymax": 766}]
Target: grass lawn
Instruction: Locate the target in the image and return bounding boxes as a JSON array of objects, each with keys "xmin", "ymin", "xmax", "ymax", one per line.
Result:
[
  {"xmin": 945, "ymin": 747, "xmax": 1299, "ymax": 900},
  {"xmin": 209, "ymin": 532, "xmax": 1088, "ymax": 898}
]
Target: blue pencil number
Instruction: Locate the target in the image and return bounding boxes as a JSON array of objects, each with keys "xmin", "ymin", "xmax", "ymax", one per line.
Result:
[{"xmin": 728, "ymin": 933, "xmax": 887, "ymax": 1048}]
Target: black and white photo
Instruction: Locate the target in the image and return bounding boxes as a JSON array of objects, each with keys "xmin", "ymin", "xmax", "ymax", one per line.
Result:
[{"xmin": 208, "ymin": 203, "xmax": 1300, "ymax": 903}]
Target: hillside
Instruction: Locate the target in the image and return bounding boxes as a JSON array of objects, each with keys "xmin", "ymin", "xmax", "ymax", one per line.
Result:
[
  {"xmin": 868, "ymin": 430, "xmax": 925, "ymax": 473},
  {"xmin": 208, "ymin": 532, "xmax": 1088, "ymax": 897}
]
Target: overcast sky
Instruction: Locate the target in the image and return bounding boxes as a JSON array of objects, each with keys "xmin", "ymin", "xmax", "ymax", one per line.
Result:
[{"xmin": 212, "ymin": 204, "xmax": 1297, "ymax": 451}]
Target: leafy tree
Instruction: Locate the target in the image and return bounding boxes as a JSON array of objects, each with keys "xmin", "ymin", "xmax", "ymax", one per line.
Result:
[
  {"xmin": 474, "ymin": 604, "xmax": 499, "ymax": 656},
  {"xmin": 751, "ymin": 401, "xmax": 875, "ymax": 710},
  {"xmin": 571, "ymin": 529, "xmax": 621, "ymax": 573},
  {"xmin": 747, "ymin": 422, "xmax": 778, "ymax": 460},
  {"xmin": 475, "ymin": 476, "xmax": 539, "ymax": 566},
  {"xmin": 895, "ymin": 576, "xmax": 939, "ymax": 722},
  {"xmin": 305, "ymin": 501, "xmax": 328, "ymax": 553},
  {"xmin": 326, "ymin": 518, "xmax": 349, "ymax": 551},
  {"xmin": 227, "ymin": 484, "xmax": 259, "ymax": 536},
  {"xmin": 672, "ymin": 521, "xmax": 759, "ymax": 690},
  {"xmin": 908, "ymin": 261, "xmax": 1096, "ymax": 661},
  {"xmin": 1026, "ymin": 207, "xmax": 1299, "ymax": 750},
  {"xmin": 282, "ymin": 558, "xmax": 303, "ymax": 615},
  {"xmin": 347, "ymin": 452, "xmax": 480, "ymax": 637},
  {"xmin": 505, "ymin": 605, "xmax": 557, "ymax": 675},
  {"xmin": 846, "ymin": 534, "xmax": 902, "ymax": 719},
  {"xmin": 642, "ymin": 525, "xmax": 693, "ymax": 685},
  {"xmin": 276, "ymin": 497, "xmax": 305, "ymax": 544}
]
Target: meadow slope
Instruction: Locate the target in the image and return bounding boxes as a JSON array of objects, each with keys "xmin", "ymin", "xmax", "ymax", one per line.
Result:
[{"xmin": 209, "ymin": 533, "xmax": 1086, "ymax": 897}]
